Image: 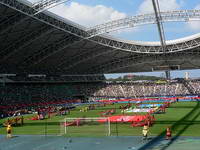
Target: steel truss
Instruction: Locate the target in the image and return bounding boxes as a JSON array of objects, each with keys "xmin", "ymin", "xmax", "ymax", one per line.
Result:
[
  {"xmin": 86, "ymin": 50, "xmax": 200, "ymax": 74},
  {"xmin": 32, "ymin": 0, "xmax": 71, "ymax": 15},
  {"xmin": 1, "ymin": 0, "xmax": 200, "ymax": 56},
  {"xmin": 88, "ymin": 10, "xmax": 200, "ymax": 37}
]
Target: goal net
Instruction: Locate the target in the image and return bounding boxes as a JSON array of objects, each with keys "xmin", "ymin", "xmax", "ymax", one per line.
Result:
[{"xmin": 60, "ymin": 117, "xmax": 110, "ymax": 137}]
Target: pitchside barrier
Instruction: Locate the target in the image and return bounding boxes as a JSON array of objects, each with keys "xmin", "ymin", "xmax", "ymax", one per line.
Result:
[
  {"xmin": 60, "ymin": 117, "xmax": 111, "ymax": 137},
  {"xmin": 96, "ymin": 96, "xmax": 200, "ymax": 103},
  {"xmin": 0, "ymin": 119, "xmax": 62, "ymax": 136}
]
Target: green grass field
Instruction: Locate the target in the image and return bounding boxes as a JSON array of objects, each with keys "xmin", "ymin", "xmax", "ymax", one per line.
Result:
[{"xmin": 1, "ymin": 101, "xmax": 200, "ymax": 137}]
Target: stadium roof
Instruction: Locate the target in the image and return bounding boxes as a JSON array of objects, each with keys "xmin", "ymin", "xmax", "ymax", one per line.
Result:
[{"xmin": 1, "ymin": 0, "xmax": 200, "ymax": 75}]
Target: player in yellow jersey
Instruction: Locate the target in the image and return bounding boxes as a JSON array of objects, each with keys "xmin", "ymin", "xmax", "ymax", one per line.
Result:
[
  {"xmin": 142, "ymin": 124, "xmax": 149, "ymax": 140},
  {"xmin": 6, "ymin": 124, "xmax": 12, "ymax": 138}
]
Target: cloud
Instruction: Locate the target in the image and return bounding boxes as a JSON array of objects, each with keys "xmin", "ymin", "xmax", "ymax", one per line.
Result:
[
  {"xmin": 138, "ymin": 0, "xmax": 182, "ymax": 14},
  {"xmin": 28, "ymin": 0, "xmax": 41, "ymax": 3},
  {"xmin": 187, "ymin": 4, "xmax": 200, "ymax": 31},
  {"xmin": 48, "ymin": 2, "xmax": 126, "ymax": 27},
  {"xmin": 27, "ymin": 0, "xmax": 132, "ymax": 36}
]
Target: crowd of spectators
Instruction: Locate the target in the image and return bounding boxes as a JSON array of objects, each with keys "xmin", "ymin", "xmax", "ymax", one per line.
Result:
[
  {"xmin": 68, "ymin": 81, "xmax": 192, "ymax": 98},
  {"xmin": 0, "ymin": 80, "xmax": 199, "ymax": 111},
  {"xmin": 89, "ymin": 82, "xmax": 191, "ymax": 98},
  {"xmin": 189, "ymin": 80, "xmax": 200, "ymax": 94},
  {"xmin": 0, "ymin": 84, "xmax": 78, "ymax": 108}
]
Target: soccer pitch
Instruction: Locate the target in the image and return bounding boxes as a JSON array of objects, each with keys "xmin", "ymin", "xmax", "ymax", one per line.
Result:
[{"xmin": 1, "ymin": 102, "xmax": 200, "ymax": 137}]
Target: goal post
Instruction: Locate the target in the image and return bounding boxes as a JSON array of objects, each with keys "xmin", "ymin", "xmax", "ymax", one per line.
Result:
[{"xmin": 60, "ymin": 117, "xmax": 111, "ymax": 136}]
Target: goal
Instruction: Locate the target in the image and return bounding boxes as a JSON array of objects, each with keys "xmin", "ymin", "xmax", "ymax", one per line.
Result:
[{"xmin": 60, "ymin": 117, "xmax": 111, "ymax": 136}]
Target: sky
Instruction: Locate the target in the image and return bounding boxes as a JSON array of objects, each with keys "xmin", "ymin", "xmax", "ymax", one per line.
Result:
[{"xmin": 28, "ymin": 0, "xmax": 200, "ymax": 79}]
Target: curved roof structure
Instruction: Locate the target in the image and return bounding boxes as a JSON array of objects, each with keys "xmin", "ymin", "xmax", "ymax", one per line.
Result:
[{"xmin": 0, "ymin": 0, "xmax": 200, "ymax": 75}]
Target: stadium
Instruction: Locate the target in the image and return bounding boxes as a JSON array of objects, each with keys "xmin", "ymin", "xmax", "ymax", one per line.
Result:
[{"xmin": 1, "ymin": 0, "xmax": 200, "ymax": 150}]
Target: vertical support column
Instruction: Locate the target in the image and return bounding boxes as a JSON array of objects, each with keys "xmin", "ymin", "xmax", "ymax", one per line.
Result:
[
  {"xmin": 108, "ymin": 118, "xmax": 111, "ymax": 136},
  {"xmin": 152, "ymin": 0, "xmax": 166, "ymax": 50},
  {"xmin": 165, "ymin": 71, "xmax": 171, "ymax": 80},
  {"xmin": 64, "ymin": 118, "xmax": 67, "ymax": 134}
]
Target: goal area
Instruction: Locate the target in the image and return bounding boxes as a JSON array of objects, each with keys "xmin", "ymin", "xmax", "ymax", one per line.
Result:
[{"xmin": 60, "ymin": 117, "xmax": 111, "ymax": 137}]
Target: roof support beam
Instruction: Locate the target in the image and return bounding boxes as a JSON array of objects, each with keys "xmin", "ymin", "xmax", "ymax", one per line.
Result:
[
  {"xmin": 152, "ymin": 0, "xmax": 170, "ymax": 78},
  {"xmin": 21, "ymin": 35, "xmax": 81, "ymax": 67},
  {"xmin": 0, "ymin": 6, "xmax": 10, "ymax": 19},
  {"xmin": 86, "ymin": 52, "xmax": 200, "ymax": 74},
  {"xmin": 152, "ymin": 0, "xmax": 166, "ymax": 51},
  {"xmin": 59, "ymin": 48, "xmax": 116, "ymax": 71},
  {"xmin": 1, "ymin": 0, "xmax": 200, "ymax": 54},
  {"xmin": 0, "ymin": 14, "xmax": 28, "ymax": 36},
  {"xmin": 0, "ymin": 26, "xmax": 54, "ymax": 63}
]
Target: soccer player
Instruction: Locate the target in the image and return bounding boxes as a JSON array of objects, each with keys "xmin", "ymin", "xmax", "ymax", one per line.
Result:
[
  {"xmin": 142, "ymin": 124, "xmax": 149, "ymax": 140},
  {"xmin": 166, "ymin": 127, "xmax": 172, "ymax": 140},
  {"xmin": 6, "ymin": 123, "xmax": 12, "ymax": 138}
]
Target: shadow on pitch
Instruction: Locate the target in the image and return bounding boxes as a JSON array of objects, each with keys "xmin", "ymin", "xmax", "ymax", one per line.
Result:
[{"xmin": 138, "ymin": 101, "xmax": 200, "ymax": 150}]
